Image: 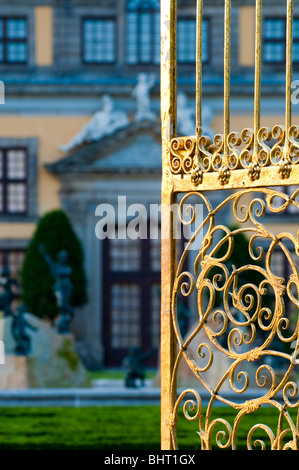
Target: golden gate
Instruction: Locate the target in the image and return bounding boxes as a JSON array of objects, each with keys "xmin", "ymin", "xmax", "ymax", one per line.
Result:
[{"xmin": 160, "ymin": 0, "xmax": 299, "ymax": 450}]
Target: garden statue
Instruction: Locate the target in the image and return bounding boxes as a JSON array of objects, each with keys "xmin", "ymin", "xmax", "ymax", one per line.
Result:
[
  {"xmin": 0, "ymin": 265, "xmax": 19, "ymax": 317},
  {"xmin": 39, "ymin": 244, "xmax": 74, "ymax": 333},
  {"xmin": 11, "ymin": 304, "xmax": 37, "ymax": 356},
  {"xmin": 123, "ymin": 347, "xmax": 153, "ymax": 388},
  {"xmin": 177, "ymin": 92, "xmax": 196, "ymax": 137}
]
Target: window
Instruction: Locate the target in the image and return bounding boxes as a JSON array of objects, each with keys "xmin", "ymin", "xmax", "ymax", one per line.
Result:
[
  {"xmin": 83, "ymin": 18, "xmax": 116, "ymax": 64},
  {"xmin": 0, "ymin": 149, "xmax": 27, "ymax": 215},
  {"xmin": 102, "ymin": 224, "xmax": 161, "ymax": 366},
  {"xmin": 0, "ymin": 18, "xmax": 27, "ymax": 63},
  {"xmin": 126, "ymin": 0, "xmax": 160, "ymax": 65},
  {"xmin": 109, "ymin": 237, "xmax": 141, "ymax": 272},
  {"xmin": 177, "ymin": 17, "xmax": 209, "ymax": 64},
  {"xmin": 263, "ymin": 17, "xmax": 299, "ymax": 64},
  {"xmin": 110, "ymin": 283, "xmax": 141, "ymax": 348}
]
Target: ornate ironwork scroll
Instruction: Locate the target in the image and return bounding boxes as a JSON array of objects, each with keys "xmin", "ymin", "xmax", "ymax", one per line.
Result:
[
  {"xmin": 160, "ymin": 0, "xmax": 299, "ymax": 451},
  {"xmin": 171, "ymin": 188, "xmax": 299, "ymax": 450}
]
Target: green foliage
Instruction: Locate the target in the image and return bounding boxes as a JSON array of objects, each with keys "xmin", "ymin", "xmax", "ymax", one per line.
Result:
[
  {"xmin": 20, "ymin": 209, "xmax": 87, "ymax": 320},
  {"xmin": 0, "ymin": 405, "xmax": 295, "ymax": 450},
  {"xmin": 57, "ymin": 338, "xmax": 80, "ymax": 371}
]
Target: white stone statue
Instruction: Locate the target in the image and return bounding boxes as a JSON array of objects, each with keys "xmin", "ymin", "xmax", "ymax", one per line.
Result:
[
  {"xmin": 132, "ymin": 73, "xmax": 156, "ymax": 121},
  {"xmin": 177, "ymin": 91, "xmax": 214, "ymax": 138},
  {"xmin": 177, "ymin": 92, "xmax": 196, "ymax": 136},
  {"xmin": 202, "ymin": 105, "xmax": 214, "ymax": 138},
  {"xmin": 59, "ymin": 94, "xmax": 129, "ymax": 153}
]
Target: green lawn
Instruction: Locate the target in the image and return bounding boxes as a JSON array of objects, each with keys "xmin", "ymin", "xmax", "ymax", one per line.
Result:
[
  {"xmin": 0, "ymin": 405, "xmax": 295, "ymax": 450},
  {"xmin": 0, "ymin": 406, "xmax": 160, "ymax": 450}
]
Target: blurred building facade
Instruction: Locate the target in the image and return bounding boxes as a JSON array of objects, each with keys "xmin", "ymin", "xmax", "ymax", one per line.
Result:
[{"xmin": 0, "ymin": 0, "xmax": 297, "ymax": 368}]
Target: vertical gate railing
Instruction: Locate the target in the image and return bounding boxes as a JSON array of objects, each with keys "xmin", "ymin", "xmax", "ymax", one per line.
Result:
[{"xmin": 161, "ymin": 0, "xmax": 299, "ymax": 450}]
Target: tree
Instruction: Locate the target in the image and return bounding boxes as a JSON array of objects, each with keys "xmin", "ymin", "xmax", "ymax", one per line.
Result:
[{"xmin": 20, "ymin": 209, "xmax": 87, "ymax": 320}]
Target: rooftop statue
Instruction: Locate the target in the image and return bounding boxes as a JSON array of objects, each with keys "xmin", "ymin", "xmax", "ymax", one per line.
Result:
[
  {"xmin": 177, "ymin": 91, "xmax": 214, "ymax": 138},
  {"xmin": 39, "ymin": 243, "xmax": 74, "ymax": 334},
  {"xmin": 59, "ymin": 94, "xmax": 129, "ymax": 153},
  {"xmin": 132, "ymin": 73, "xmax": 156, "ymax": 121}
]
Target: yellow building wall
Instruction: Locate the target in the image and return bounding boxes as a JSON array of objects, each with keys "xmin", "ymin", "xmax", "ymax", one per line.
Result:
[
  {"xmin": 239, "ymin": 6, "xmax": 255, "ymax": 67},
  {"xmin": 0, "ymin": 115, "xmax": 90, "ymax": 239},
  {"xmin": 0, "ymin": 223, "xmax": 36, "ymax": 239},
  {"xmin": 35, "ymin": 6, "xmax": 53, "ymax": 66},
  {"xmin": 212, "ymin": 114, "xmax": 286, "ymax": 134}
]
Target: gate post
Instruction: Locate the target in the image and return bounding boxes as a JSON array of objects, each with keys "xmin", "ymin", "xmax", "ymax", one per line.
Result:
[{"xmin": 160, "ymin": 0, "xmax": 177, "ymax": 451}]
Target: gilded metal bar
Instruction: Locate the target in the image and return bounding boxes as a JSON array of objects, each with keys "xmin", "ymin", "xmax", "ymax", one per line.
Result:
[
  {"xmin": 254, "ymin": 0, "xmax": 262, "ymax": 156},
  {"xmin": 160, "ymin": 0, "xmax": 177, "ymax": 451},
  {"xmin": 196, "ymin": 0, "xmax": 203, "ymax": 153},
  {"xmin": 285, "ymin": 0, "xmax": 293, "ymax": 138},
  {"xmin": 224, "ymin": 0, "xmax": 231, "ymax": 155},
  {"xmin": 161, "ymin": 0, "xmax": 299, "ymax": 452},
  {"xmin": 224, "ymin": 0, "xmax": 231, "ymax": 157},
  {"xmin": 173, "ymin": 163, "xmax": 299, "ymax": 193},
  {"xmin": 161, "ymin": 0, "xmax": 177, "ymax": 147}
]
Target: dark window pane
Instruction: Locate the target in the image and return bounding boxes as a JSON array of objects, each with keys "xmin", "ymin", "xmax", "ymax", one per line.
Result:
[
  {"xmin": 126, "ymin": 0, "xmax": 160, "ymax": 64},
  {"xmin": 151, "ymin": 284, "xmax": 161, "ymax": 348},
  {"xmin": 264, "ymin": 17, "xmax": 299, "ymax": 64},
  {"xmin": 0, "ymin": 18, "xmax": 27, "ymax": 63},
  {"xmin": 293, "ymin": 42, "xmax": 299, "ymax": 63},
  {"xmin": 262, "ymin": 18, "xmax": 295, "ymax": 64},
  {"xmin": 177, "ymin": 18, "xmax": 209, "ymax": 64},
  {"xmin": 83, "ymin": 19, "xmax": 115, "ymax": 63},
  {"xmin": 7, "ymin": 150, "xmax": 26, "ymax": 180},
  {"xmin": 150, "ymin": 226, "xmax": 160, "ymax": 271},
  {"xmin": 264, "ymin": 19, "xmax": 285, "ymax": 39},
  {"xmin": 294, "ymin": 19, "xmax": 299, "ymax": 39},
  {"xmin": 178, "ymin": 19, "xmax": 196, "ymax": 63},
  {"xmin": 0, "ymin": 151, "xmax": 3, "ymax": 179},
  {"xmin": 111, "ymin": 283, "xmax": 141, "ymax": 348},
  {"xmin": 0, "ymin": 183, "xmax": 3, "ymax": 212},
  {"xmin": 6, "ymin": 19, "xmax": 27, "ymax": 39},
  {"xmin": 7, "ymin": 183, "xmax": 26, "ymax": 213},
  {"xmin": 0, "ymin": 149, "xmax": 27, "ymax": 215},
  {"xmin": 109, "ymin": 236, "xmax": 141, "ymax": 272},
  {"xmin": 7, "ymin": 42, "xmax": 27, "ymax": 63},
  {"xmin": 127, "ymin": 0, "xmax": 159, "ymax": 11},
  {"xmin": 264, "ymin": 42, "xmax": 284, "ymax": 63},
  {"xmin": 125, "ymin": 13, "xmax": 138, "ymax": 64},
  {"xmin": 202, "ymin": 19, "xmax": 209, "ymax": 63}
]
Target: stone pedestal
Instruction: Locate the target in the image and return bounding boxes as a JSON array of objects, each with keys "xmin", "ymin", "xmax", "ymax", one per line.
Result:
[
  {"xmin": 0, "ymin": 313, "xmax": 91, "ymax": 389},
  {"xmin": 0, "ymin": 356, "xmax": 28, "ymax": 389}
]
